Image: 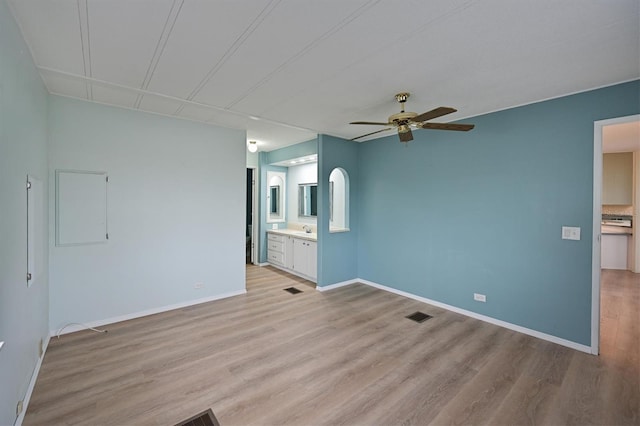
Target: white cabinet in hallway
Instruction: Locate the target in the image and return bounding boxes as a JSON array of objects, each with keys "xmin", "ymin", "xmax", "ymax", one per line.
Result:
[
  {"xmin": 601, "ymin": 233, "xmax": 631, "ymax": 270},
  {"xmin": 267, "ymin": 231, "xmax": 317, "ymax": 282}
]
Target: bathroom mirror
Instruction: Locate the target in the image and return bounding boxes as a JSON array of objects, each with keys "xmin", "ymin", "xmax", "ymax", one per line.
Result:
[
  {"xmin": 298, "ymin": 183, "xmax": 317, "ymax": 217},
  {"xmin": 270, "ymin": 186, "xmax": 280, "ymax": 215},
  {"xmin": 329, "ymin": 168, "xmax": 349, "ymax": 232},
  {"xmin": 266, "ymin": 171, "xmax": 286, "ymax": 223}
]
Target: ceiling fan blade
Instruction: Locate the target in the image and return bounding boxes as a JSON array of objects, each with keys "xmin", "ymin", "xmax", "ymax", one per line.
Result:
[
  {"xmin": 398, "ymin": 129, "xmax": 413, "ymax": 142},
  {"xmin": 413, "ymin": 107, "xmax": 457, "ymax": 123},
  {"xmin": 421, "ymin": 122, "xmax": 475, "ymax": 131},
  {"xmin": 350, "ymin": 121, "xmax": 391, "ymax": 126},
  {"xmin": 351, "ymin": 128, "xmax": 393, "ymax": 141}
]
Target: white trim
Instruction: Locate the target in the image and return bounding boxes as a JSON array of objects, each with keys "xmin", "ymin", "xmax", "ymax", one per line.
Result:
[
  {"xmin": 452, "ymin": 79, "xmax": 639, "ymax": 123},
  {"xmin": 257, "ymin": 262, "xmax": 270, "ymax": 267},
  {"xmin": 37, "ymin": 67, "xmax": 316, "ymax": 134},
  {"xmin": 316, "ymin": 279, "xmax": 359, "ymax": 292},
  {"xmin": 591, "ymin": 114, "xmax": 640, "ymax": 355},
  {"xmin": 51, "ymin": 290, "xmax": 246, "ymax": 336},
  {"xmin": 357, "ymin": 278, "xmax": 591, "ymax": 353},
  {"xmin": 250, "ymin": 167, "xmax": 259, "ymax": 266},
  {"xmin": 347, "ymin": 80, "xmax": 640, "ymax": 142},
  {"xmin": 267, "ymin": 262, "xmax": 316, "ymax": 284},
  {"xmin": 592, "ymin": 120, "xmax": 603, "ymax": 355},
  {"xmin": 310, "ymin": 276, "xmax": 590, "ymax": 352},
  {"xmin": 14, "ymin": 333, "xmax": 51, "ymax": 426}
]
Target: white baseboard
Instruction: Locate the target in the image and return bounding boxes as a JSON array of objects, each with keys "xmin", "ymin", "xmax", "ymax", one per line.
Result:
[
  {"xmin": 312, "ymin": 277, "xmax": 590, "ymax": 353},
  {"xmin": 265, "ymin": 262, "xmax": 317, "ymax": 284},
  {"xmin": 358, "ymin": 278, "xmax": 591, "ymax": 353},
  {"xmin": 316, "ymin": 279, "xmax": 359, "ymax": 292},
  {"xmin": 256, "ymin": 262, "xmax": 270, "ymax": 267},
  {"xmin": 51, "ymin": 289, "xmax": 246, "ymax": 336},
  {"xmin": 15, "ymin": 333, "xmax": 51, "ymax": 426}
]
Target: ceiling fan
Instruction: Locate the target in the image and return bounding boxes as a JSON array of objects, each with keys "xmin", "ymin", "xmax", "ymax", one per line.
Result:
[{"xmin": 350, "ymin": 92, "xmax": 474, "ymax": 143}]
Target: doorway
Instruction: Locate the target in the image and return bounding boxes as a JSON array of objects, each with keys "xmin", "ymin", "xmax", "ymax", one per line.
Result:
[
  {"xmin": 591, "ymin": 114, "xmax": 640, "ymax": 354},
  {"xmin": 246, "ymin": 168, "xmax": 256, "ymax": 264}
]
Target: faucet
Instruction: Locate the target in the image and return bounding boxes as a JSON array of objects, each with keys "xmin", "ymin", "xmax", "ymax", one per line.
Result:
[{"xmin": 302, "ymin": 225, "xmax": 312, "ymax": 233}]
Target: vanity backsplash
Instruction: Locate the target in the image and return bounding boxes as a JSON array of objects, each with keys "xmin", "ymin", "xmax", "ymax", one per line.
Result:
[{"xmin": 602, "ymin": 204, "xmax": 633, "ymax": 216}]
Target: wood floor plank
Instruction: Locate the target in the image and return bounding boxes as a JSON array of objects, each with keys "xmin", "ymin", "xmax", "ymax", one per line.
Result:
[{"xmin": 24, "ymin": 266, "xmax": 640, "ymax": 425}]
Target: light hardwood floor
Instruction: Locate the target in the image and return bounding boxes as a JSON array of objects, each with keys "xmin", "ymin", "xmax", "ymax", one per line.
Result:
[{"xmin": 24, "ymin": 266, "xmax": 638, "ymax": 425}]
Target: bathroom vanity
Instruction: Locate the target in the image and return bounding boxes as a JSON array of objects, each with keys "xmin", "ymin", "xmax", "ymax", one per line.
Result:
[{"xmin": 267, "ymin": 230, "xmax": 317, "ymax": 282}]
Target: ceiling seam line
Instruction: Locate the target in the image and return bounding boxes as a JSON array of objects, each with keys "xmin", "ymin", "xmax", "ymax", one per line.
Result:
[
  {"xmin": 135, "ymin": 0, "xmax": 184, "ymax": 109},
  {"xmin": 255, "ymin": 0, "xmax": 481, "ymax": 116},
  {"xmin": 84, "ymin": 0, "xmax": 92, "ymax": 100},
  {"xmin": 134, "ymin": 3, "xmax": 177, "ymax": 110},
  {"xmin": 140, "ymin": 0, "xmax": 181, "ymax": 89},
  {"xmin": 76, "ymin": 0, "xmax": 89, "ymax": 99},
  {"xmin": 179, "ymin": 0, "xmax": 283, "ymax": 108},
  {"xmin": 186, "ymin": 0, "xmax": 282, "ymax": 99},
  {"xmin": 173, "ymin": 0, "xmax": 281, "ymax": 116},
  {"xmin": 224, "ymin": 0, "xmax": 384, "ymax": 110}
]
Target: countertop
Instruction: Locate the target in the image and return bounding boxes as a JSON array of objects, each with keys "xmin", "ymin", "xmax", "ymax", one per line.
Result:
[
  {"xmin": 268, "ymin": 229, "xmax": 317, "ymax": 241},
  {"xmin": 601, "ymin": 225, "xmax": 632, "ymax": 235}
]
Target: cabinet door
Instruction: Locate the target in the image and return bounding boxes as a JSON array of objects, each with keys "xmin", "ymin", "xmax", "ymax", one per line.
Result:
[
  {"xmin": 285, "ymin": 236, "xmax": 295, "ymax": 269},
  {"xmin": 601, "ymin": 234, "xmax": 628, "ymax": 270},
  {"xmin": 307, "ymin": 241, "xmax": 317, "ymax": 280},
  {"xmin": 291, "ymin": 238, "xmax": 317, "ymax": 280},
  {"xmin": 292, "ymin": 238, "xmax": 306, "ymax": 275}
]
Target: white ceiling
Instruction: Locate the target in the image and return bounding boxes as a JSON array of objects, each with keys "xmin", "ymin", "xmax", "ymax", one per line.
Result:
[{"xmin": 7, "ymin": 0, "xmax": 639, "ymax": 152}]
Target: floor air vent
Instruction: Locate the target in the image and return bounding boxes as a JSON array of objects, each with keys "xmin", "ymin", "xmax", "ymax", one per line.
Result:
[
  {"xmin": 284, "ymin": 287, "xmax": 303, "ymax": 294},
  {"xmin": 406, "ymin": 311, "xmax": 432, "ymax": 323},
  {"xmin": 175, "ymin": 408, "xmax": 220, "ymax": 426}
]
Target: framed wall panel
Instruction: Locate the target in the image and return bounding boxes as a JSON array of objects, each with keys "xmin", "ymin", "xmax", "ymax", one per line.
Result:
[{"xmin": 55, "ymin": 170, "xmax": 108, "ymax": 246}]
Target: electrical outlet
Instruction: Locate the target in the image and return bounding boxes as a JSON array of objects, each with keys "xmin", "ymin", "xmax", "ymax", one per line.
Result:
[
  {"xmin": 194, "ymin": 282, "xmax": 204, "ymax": 289},
  {"xmin": 474, "ymin": 293, "xmax": 487, "ymax": 302},
  {"xmin": 16, "ymin": 400, "xmax": 23, "ymax": 416}
]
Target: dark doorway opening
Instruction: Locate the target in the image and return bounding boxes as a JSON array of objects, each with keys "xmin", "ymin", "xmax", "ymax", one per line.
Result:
[{"xmin": 246, "ymin": 168, "xmax": 254, "ymax": 264}]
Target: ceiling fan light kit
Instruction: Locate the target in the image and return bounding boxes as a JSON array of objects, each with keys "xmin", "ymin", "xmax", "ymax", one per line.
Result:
[{"xmin": 350, "ymin": 92, "xmax": 475, "ymax": 144}]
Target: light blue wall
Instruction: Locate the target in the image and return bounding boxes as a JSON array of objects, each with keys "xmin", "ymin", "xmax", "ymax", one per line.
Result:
[
  {"xmin": 258, "ymin": 138, "xmax": 317, "ymax": 263},
  {"xmin": 317, "ymin": 135, "xmax": 359, "ymax": 287},
  {"xmin": 0, "ymin": 2, "xmax": 50, "ymax": 424},
  {"xmin": 258, "ymin": 158, "xmax": 288, "ymax": 263},
  {"xmin": 48, "ymin": 96, "xmax": 247, "ymax": 329},
  {"xmin": 358, "ymin": 80, "xmax": 640, "ymax": 346},
  {"xmin": 266, "ymin": 139, "xmax": 316, "ymax": 165}
]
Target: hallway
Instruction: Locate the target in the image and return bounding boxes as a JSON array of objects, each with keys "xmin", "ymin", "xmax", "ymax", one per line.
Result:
[{"xmin": 600, "ymin": 269, "xmax": 639, "ymax": 371}]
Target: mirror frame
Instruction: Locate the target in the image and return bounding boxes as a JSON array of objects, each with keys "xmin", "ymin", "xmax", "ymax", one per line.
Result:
[
  {"xmin": 266, "ymin": 171, "xmax": 286, "ymax": 223},
  {"xmin": 298, "ymin": 183, "xmax": 318, "ymax": 217}
]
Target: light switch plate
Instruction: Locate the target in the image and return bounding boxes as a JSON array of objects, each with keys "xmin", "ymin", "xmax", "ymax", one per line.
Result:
[{"xmin": 562, "ymin": 226, "xmax": 581, "ymax": 240}]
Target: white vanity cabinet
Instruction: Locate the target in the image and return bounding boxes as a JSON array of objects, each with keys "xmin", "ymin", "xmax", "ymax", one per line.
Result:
[
  {"xmin": 601, "ymin": 231, "xmax": 631, "ymax": 270},
  {"xmin": 267, "ymin": 231, "xmax": 317, "ymax": 282},
  {"xmin": 292, "ymin": 238, "xmax": 317, "ymax": 280},
  {"xmin": 267, "ymin": 233, "xmax": 286, "ymax": 266}
]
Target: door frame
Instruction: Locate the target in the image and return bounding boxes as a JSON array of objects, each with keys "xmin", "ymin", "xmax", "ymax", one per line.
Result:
[
  {"xmin": 250, "ymin": 167, "xmax": 259, "ymax": 264},
  {"xmin": 591, "ymin": 113, "xmax": 640, "ymax": 354}
]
